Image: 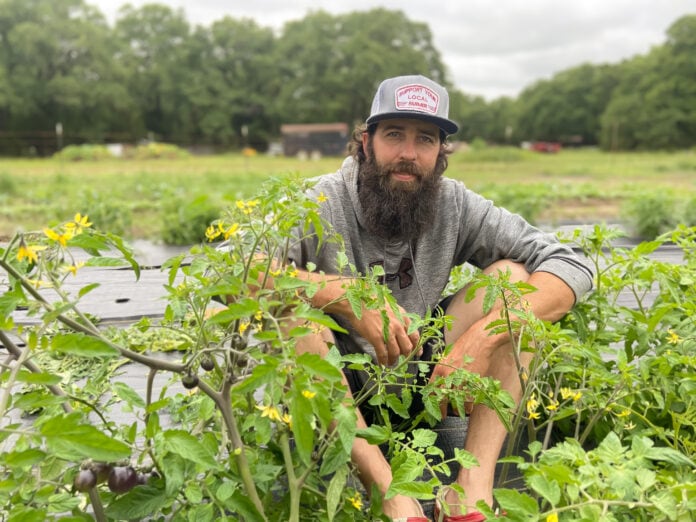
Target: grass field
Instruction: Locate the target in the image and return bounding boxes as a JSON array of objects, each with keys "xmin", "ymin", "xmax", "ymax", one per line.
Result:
[{"xmin": 1, "ymin": 147, "xmax": 695, "ymax": 241}]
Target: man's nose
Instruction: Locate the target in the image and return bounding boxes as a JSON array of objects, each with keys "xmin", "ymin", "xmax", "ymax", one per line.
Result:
[{"xmin": 399, "ymin": 139, "xmax": 417, "ymax": 161}]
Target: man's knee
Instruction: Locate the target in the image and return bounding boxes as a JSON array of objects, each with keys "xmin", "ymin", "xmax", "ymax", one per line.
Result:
[
  {"xmin": 443, "ymin": 260, "xmax": 530, "ymax": 341},
  {"xmin": 290, "ymin": 323, "xmax": 335, "ymax": 357},
  {"xmin": 481, "ymin": 259, "xmax": 530, "ymax": 283}
]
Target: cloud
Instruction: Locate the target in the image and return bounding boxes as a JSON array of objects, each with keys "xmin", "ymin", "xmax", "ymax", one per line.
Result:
[{"xmin": 90, "ymin": 0, "xmax": 693, "ymax": 100}]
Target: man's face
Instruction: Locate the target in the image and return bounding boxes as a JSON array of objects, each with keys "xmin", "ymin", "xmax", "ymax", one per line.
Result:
[
  {"xmin": 357, "ymin": 118, "xmax": 446, "ymax": 241},
  {"xmin": 361, "ymin": 118, "xmax": 441, "ymax": 191}
]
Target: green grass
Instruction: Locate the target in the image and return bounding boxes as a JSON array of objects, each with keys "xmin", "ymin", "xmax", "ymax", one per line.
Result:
[{"xmin": 1, "ymin": 147, "xmax": 694, "ymax": 241}]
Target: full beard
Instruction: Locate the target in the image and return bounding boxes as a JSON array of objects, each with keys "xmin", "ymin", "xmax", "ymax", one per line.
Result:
[{"xmin": 357, "ymin": 148, "xmax": 444, "ymax": 242}]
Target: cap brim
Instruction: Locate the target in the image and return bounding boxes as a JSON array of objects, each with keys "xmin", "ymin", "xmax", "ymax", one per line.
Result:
[{"xmin": 366, "ymin": 111, "xmax": 459, "ymax": 135}]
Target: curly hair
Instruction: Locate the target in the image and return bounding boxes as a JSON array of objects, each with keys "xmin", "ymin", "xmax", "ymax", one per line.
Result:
[{"xmin": 347, "ymin": 123, "xmax": 452, "ymax": 168}]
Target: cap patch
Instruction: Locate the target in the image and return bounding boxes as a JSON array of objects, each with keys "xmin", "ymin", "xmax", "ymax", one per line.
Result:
[{"xmin": 394, "ymin": 83, "xmax": 439, "ymax": 115}]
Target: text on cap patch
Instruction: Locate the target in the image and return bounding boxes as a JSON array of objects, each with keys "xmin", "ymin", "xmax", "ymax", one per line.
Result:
[{"xmin": 394, "ymin": 84, "xmax": 439, "ymax": 115}]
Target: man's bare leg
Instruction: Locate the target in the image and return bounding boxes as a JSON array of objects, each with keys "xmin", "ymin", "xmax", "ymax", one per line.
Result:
[
  {"xmin": 441, "ymin": 261, "xmax": 532, "ymax": 514},
  {"xmin": 294, "ymin": 327, "xmax": 424, "ymax": 519}
]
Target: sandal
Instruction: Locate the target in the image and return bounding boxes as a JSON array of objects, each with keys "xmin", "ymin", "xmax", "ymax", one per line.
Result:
[{"xmin": 433, "ymin": 503, "xmax": 486, "ymax": 522}]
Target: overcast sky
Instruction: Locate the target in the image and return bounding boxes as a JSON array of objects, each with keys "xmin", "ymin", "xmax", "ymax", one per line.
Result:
[{"xmin": 90, "ymin": 0, "xmax": 694, "ymax": 100}]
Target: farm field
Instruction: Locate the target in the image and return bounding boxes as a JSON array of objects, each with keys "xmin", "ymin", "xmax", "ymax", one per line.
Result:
[{"xmin": 1, "ymin": 147, "xmax": 695, "ymax": 241}]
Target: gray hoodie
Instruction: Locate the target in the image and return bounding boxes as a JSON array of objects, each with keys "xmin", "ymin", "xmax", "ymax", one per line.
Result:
[{"xmin": 288, "ymin": 156, "xmax": 594, "ymax": 361}]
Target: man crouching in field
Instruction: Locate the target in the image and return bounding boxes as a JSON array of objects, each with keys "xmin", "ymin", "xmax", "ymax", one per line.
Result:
[{"xmin": 278, "ymin": 75, "xmax": 593, "ymax": 521}]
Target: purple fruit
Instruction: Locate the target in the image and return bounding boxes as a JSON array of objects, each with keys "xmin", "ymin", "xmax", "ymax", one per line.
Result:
[{"xmin": 107, "ymin": 466, "xmax": 137, "ymax": 494}]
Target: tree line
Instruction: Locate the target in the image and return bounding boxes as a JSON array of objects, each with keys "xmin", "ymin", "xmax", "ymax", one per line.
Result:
[{"xmin": 0, "ymin": 0, "xmax": 694, "ymax": 155}]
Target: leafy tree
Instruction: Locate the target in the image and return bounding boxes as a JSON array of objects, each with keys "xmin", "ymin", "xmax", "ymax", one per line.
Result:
[
  {"xmin": 448, "ymin": 92, "xmax": 517, "ymax": 144},
  {"xmin": 273, "ymin": 9, "xmax": 450, "ymax": 127},
  {"xmin": 0, "ymin": 0, "xmax": 137, "ymax": 151},
  {"xmin": 513, "ymin": 63, "xmax": 620, "ymax": 145},
  {"xmin": 600, "ymin": 15, "xmax": 696, "ymax": 150},
  {"xmin": 113, "ymin": 3, "xmax": 193, "ymax": 143},
  {"xmin": 184, "ymin": 17, "xmax": 278, "ymax": 149}
]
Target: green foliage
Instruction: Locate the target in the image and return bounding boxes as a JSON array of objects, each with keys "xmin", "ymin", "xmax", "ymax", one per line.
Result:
[
  {"xmin": 514, "ymin": 63, "xmax": 621, "ymax": 146},
  {"xmin": 458, "ymin": 145, "xmax": 529, "ymax": 163},
  {"xmin": 160, "ymin": 193, "xmax": 222, "ymax": 245},
  {"xmin": 1, "ymin": 177, "xmax": 695, "ymax": 520},
  {"xmin": 54, "ymin": 145, "xmax": 114, "ymax": 162},
  {"xmin": 76, "ymin": 191, "xmax": 133, "ymax": 237},
  {"xmin": 599, "ymin": 15, "xmax": 696, "ymax": 151},
  {"xmin": 502, "ymin": 434, "xmax": 696, "ymax": 520},
  {"xmin": 622, "ymin": 192, "xmax": 696, "ymax": 239},
  {"xmin": 479, "ymin": 182, "xmax": 557, "ymax": 223},
  {"xmin": 0, "ymin": 171, "xmax": 18, "ymax": 196},
  {"xmin": 0, "ymin": 2, "xmax": 693, "ymax": 153},
  {"xmin": 127, "ymin": 142, "xmax": 190, "ymax": 160},
  {"xmin": 491, "ymin": 224, "xmax": 696, "ymax": 519}
]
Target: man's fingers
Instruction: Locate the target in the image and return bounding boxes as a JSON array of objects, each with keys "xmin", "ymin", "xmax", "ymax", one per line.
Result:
[
  {"xmin": 385, "ymin": 338, "xmax": 400, "ymax": 366},
  {"xmin": 396, "ymin": 330, "xmax": 414, "ymax": 356}
]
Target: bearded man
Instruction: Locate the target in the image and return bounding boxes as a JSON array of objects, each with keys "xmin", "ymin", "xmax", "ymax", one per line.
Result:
[{"xmin": 285, "ymin": 75, "xmax": 594, "ymax": 521}]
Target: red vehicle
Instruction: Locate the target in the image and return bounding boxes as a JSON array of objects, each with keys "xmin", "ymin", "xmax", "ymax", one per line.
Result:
[{"xmin": 529, "ymin": 141, "xmax": 562, "ymax": 153}]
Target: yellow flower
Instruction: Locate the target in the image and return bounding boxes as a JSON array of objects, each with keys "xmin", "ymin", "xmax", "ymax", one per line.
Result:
[
  {"xmin": 205, "ymin": 224, "xmax": 221, "ymax": 241},
  {"xmin": 282, "ymin": 412, "xmax": 292, "ymax": 428},
  {"xmin": 256, "ymin": 404, "xmax": 282, "ymax": 422},
  {"xmin": 667, "ymin": 330, "xmax": 681, "ymax": 345},
  {"xmin": 17, "ymin": 242, "xmax": 38, "ymax": 263},
  {"xmin": 616, "ymin": 408, "xmax": 631, "ymax": 418},
  {"xmin": 526, "ymin": 394, "xmax": 539, "ymax": 413},
  {"xmin": 63, "ymin": 261, "xmax": 85, "ymax": 276},
  {"xmin": 546, "ymin": 513, "xmax": 558, "ymax": 522},
  {"xmin": 317, "ymin": 192, "xmax": 328, "ymax": 203},
  {"xmin": 64, "ymin": 213, "xmax": 92, "ymax": 235},
  {"xmin": 254, "ymin": 310, "xmax": 263, "ymax": 321},
  {"xmin": 546, "ymin": 399, "xmax": 559, "ymax": 411},
  {"xmin": 526, "ymin": 395, "xmax": 541, "ymax": 419},
  {"xmin": 560, "ymin": 387, "xmax": 581, "ymax": 401},
  {"xmin": 43, "ymin": 227, "xmax": 73, "ymax": 247},
  {"xmin": 26, "ymin": 278, "xmax": 51, "ymax": 289},
  {"xmin": 348, "ymin": 493, "xmax": 363, "ymax": 510},
  {"xmin": 235, "ymin": 200, "xmax": 246, "ymax": 210},
  {"xmin": 238, "ymin": 320, "xmax": 250, "ymax": 334},
  {"xmin": 65, "ymin": 212, "xmax": 92, "ymax": 235},
  {"xmin": 74, "ymin": 213, "xmax": 92, "ymax": 228},
  {"xmin": 223, "ymin": 223, "xmax": 239, "ymax": 240},
  {"xmin": 302, "ymin": 390, "xmax": 316, "ymax": 399}
]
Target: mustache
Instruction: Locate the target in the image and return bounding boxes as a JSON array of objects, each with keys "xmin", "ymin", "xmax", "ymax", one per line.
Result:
[{"xmin": 382, "ymin": 161, "xmax": 427, "ymax": 178}]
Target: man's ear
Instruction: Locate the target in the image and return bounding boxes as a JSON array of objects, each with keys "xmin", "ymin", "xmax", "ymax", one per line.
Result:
[{"xmin": 361, "ymin": 131, "xmax": 370, "ymax": 158}]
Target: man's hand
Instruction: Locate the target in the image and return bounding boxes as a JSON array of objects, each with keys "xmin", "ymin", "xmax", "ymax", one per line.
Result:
[
  {"xmin": 428, "ymin": 319, "xmax": 495, "ymax": 416},
  {"xmin": 347, "ymin": 306, "xmax": 421, "ymax": 366},
  {"xmin": 306, "ymin": 273, "xmax": 420, "ymax": 366}
]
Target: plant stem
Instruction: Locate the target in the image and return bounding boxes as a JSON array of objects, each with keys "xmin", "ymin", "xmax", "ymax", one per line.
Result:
[
  {"xmin": 196, "ymin": 378, "xmax": 268, "ymax": 522},
  {"xmin": 0, "ymin": 330, "xmax": 73, "ymax": 418},
  {"xmin": 1, "ymin": 257, "xmax": 185, "ymax": 373},
  {"xmin": 88, "ymin": 487, "xmax": 107, "ymax": 522},
  {"xmin": 280, "ymin": 431, "xmax": 301, "ymax": 522}
]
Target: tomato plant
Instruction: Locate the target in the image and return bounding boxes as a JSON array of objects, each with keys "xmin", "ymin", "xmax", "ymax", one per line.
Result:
[{"xmin": 1, "ymin": 177, "xmax": 695, "ymax": 521}]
